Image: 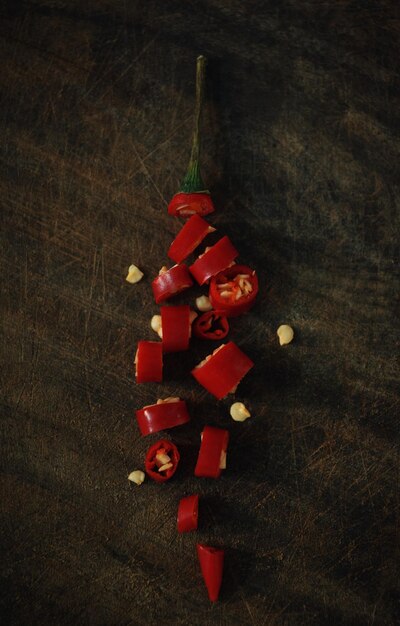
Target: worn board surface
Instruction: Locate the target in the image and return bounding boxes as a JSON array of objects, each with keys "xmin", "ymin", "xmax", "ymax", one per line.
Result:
[{"xmin": 1, "ymin": 1, "xmax": 399, "ymax": 624}]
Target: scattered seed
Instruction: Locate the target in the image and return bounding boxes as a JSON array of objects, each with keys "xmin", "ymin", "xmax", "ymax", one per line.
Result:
[
  {"xmin": 126, "ymin": 264, "xmax": 144, "ymax": 284},
  {"xmin": 230, "ymin": 402, "xmax": 251, "ymax": 422},
  {"xmin": 277, "ymin": 324, "xmax": 294, "ymax": 346},
  {"xmin": 195, "ymin": 295, "xmax": 213, "ymax": 312},
  {"xmin": 128, "ymin": 470, "xmax": 145, "ymax": 485}
]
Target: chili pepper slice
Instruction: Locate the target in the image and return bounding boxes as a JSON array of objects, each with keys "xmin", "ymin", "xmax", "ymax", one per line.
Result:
[
  {"xmin": 189, "ymin": 236, "xmax": 239, "ymax": 286},
  {"xmin": 136, "ymin": 398, "xmax": 190, "ymax": 436},
  {"xmin": 135, "ymin": 340, "xmax": 163, "ymax": 383},
  {"xmin": 209, "ymin": 264, "xmax": 259, "ymax": 317},
  {"xmin": 193, "ymin": 310, "xmax": 229, "ymax": 340},
  {"xmin": 168, "ymin": 192, "xmax": 215, "ymax": 218},
  {"xmin": 161, "ymin": 304, "xmax": 191, "ymax": 352},
  {"xmin": 191, "ymin": 341, "xmax": 254, "ymax": 399},
  {"xmin": 167, "ymin": 57, "xmax": 215, "ymax": 218},
  {"xmin": 177, "ymin": 494, "xmax": 199, "ymax": 533},
  {"xmin": 197, "ymin": 544, "xmax": 224, "ymax": 602},
  {"xmin": 168, "ymin": 214, "xmax": 215, "ymax": 264},
  {"xmin": 194, "ymin": 425, "xmax": 229, "ymax": 478},
  {"xmin": 144, "ymin": 439, "xmax": 180, "ymax": 483},
  {"xmin": 151, "ymin": 264, "xmax": 194, "ymax": 304}
]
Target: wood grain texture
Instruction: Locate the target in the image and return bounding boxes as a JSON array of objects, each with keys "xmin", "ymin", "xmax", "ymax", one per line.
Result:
[{"xmin": 0, "ymin": 1, "xmax": 399, "ymax": 624}]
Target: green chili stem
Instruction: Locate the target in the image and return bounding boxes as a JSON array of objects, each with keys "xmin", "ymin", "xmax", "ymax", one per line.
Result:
[{"xmin": 180, "ymin": 55, "xmax": 208, "ymax": 193}]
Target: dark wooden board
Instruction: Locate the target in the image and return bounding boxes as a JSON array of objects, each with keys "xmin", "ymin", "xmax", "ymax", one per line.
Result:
[{"xmin": 1, "ymin": 1, "xmax": 399, "ymax": 624}]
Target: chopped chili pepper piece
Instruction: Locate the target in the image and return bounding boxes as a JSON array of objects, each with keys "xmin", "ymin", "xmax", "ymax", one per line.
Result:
[
  {"xmin": 152, "ymin": 265, "xmax": 193, "ymax": 304},
  {"xmin": 168, "ymin": 192, "xmax": 215, "ymax": 218},
  {"xmin": 197, "ymin": 544, "xmax": 224, "ymax": 602},
  {"xmin": 145, "ymin": 439, "xmax": 180, "ymax": 483},
  {"xmin": 167, "ymin": 57, "xmax": 215, "ymax": 218},
  {"xmin": 194, "ymin": 426, "xmax": 229, "ymax": 478},
  {"xmin": 161, "ymin": 305, "xmax": 191, "ymax": 352},
  {"xmin": 177, "ymin": 494, "xmax": 199, "ymax": 533},
  {"xmin": 136, "ymin": 399, "xmax": 190, "ymax": 436},
  {"xmin": 135, "ymin": 341, "xmax": 163, "ymax": 383},
  {"xmin": 168, "ymin": 214, "xmax": 215, "ymax": 264},
  {"xmin": 209, "ymin": 264, "xmax": 259, "ymax": 317},
  {"xmin": 189, "ymin": 236, "xmax": 239, "ymax": 286},
  {"xmin": 193, "ymin": 310, "xmax": 229, "ymax": 340},
  {"xmin": 191, "ymin": 341, "xmax": 254, "ymax": 399}
]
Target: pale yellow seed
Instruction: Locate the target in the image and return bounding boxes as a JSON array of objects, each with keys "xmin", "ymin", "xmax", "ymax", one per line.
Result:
[
  {"xmin": 150, "ymin": 314, "xmax": 162, "ymax": 339},
  {"xmin": 277, "ymin": 324, "xmax": 294, "ymax": 346},
  {"xmin": 219, "ymin": 450, "xmax": 227, "ymax": 469},
  {"xmin": 128, "ymin": 470, "xmax": 145, "ymax": 485},
  {"xmin": 158, "ymin": 462, "xmax": 173, "ymax": 472},
  {"xmin": 156, "ymin": 397, "xmax": 180, "ymax": 404},
  {"xmin": 220, "ymin": 290, "xmax": 232, "ymax": 298},
  {"xmin": 159, "ymin": 266, "xmax": 168, "ymax": 275},
  {"xmin": 198, "ymin": 246, "xmax": 212, "ymax": 259},
  {"xmin": 195, "ymin": 295, "xmax": 213, "ymax": 312},
  {"xmin": 126, "ymin": 264, "xmax": 144, "ymax": 284},
  {"xmin": 230, "ymin": 402, "xmax": 251, "ymax": 422},
  {"xmin": 156, "ymin": 452, "xmax": 171, "ymax": 465}
]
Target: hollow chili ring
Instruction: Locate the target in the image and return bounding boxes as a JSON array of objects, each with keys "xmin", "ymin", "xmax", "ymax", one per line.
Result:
[
  {"xmin": 209, "ymin": 264, "xmax": 259, "ymax": 317},
  {"xmin": 193, "ymin": 310, "xmax": 229, "ymax": 340},
  {"xmin": 144, "ymin": 439, "xmax": 180, "ymax": 483}
]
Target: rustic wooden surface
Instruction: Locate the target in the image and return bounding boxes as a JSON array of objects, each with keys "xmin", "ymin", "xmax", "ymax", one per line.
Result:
[{"xmin": 1, "ymin": 1, "xmax": 399, "ymax": 624}]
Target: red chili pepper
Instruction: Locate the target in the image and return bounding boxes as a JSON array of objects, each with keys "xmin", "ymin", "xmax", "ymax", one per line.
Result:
[
  {"xmin": 168, "ymin": 214, "xmax": 215, "ymax": 264},
  {"xmin": 144, "ymin": 439, "xmax": 180, "ymax": 483},
  {"xmin": 161, "ymin": 305, "xmax": 190, "ymax": 352},
  {"xmin": 151, "ymin": 265, "xmax": 193, "ymax": 304},
  {"xmin": 197, "ymin": 544, "xmax": 224, "ymax": 602},
  {"xmin": 191, "ymin": 341, "xmax": 254, "ymax": 399},
  {"xmin": 209, "ymin": 264, "xmax": 259, "ymax": 317},
  {"xmin": 189, "ymin": 236, "xmax": 239, "ymax": 286},
  {"xmin": 177, "ymin": 494, "xmax": 199, "ymax": 533},
  {"xmin": 194, "ymin": 425, "xmax": 229, "ymax": 478},
  {"xmin": 168, "ymin": 192, "xmax": 215, "ymax": 218},
  {"xmin": 135, "ymin": 340, "xmax": 163, "ymax": 383},
  {"xmin": 167, "ymin": 57, "xmax": 215, "ymax": 218},
  {"xmin": 136, "ymin": 399, "xmax": 190, "ymax": 436},
  {"xmin": 193, "ymin": 310, "xmax": 229, "ymax": 340}
]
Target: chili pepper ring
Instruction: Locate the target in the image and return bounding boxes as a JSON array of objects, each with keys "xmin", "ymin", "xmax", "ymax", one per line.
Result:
[
  {"xmin": 136, "ymin": 399, "xmax": 190, "ymax": 436},
  {"xmin": 191, "ymin": 341, "xmax": 254, "ymax": 399},
  {"xmin": 144, "ymin": 439, "xmax": 180, "ymax": 483}
]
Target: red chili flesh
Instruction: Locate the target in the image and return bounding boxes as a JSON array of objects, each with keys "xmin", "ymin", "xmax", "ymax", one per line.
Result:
[
  {"xmin": 152, "ymin": 265, "xmax": 193, "ymax": 304},
  {"xmin": 136, "ymin": 400, "xmax": 190, "ymax": 436},
  {"xmin": 191, "ymin": 341, "xmax": 254, "ymax": 399},
  {"xmin": 197, "ymin": 544, "xmax": 224, "ymax": 602},
  {"xmin": 135, "ymin": 341, "xmax": 163, "ymax": 383},
  {"xmin": 177, "ymin": 494, "xmax": 199, "ymax": 533},
  {"xmin": 193, "ymin": 310, "xmax": 229, "ymax": 340}
]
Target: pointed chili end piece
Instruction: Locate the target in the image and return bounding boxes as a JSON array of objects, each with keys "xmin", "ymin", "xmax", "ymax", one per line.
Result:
[{"xmin": 197, "ymin": 544, "xmax": 224, "ymax": 602}]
